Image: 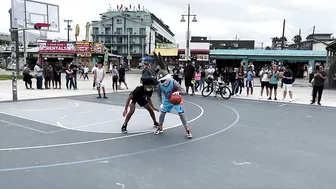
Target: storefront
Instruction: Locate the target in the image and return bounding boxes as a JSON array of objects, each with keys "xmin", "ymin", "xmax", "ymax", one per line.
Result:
[
  {"xmin": 90, "ymin": 43, "xmax": 104, "ymax": 66},
  {"xmin": 38, "ymin": 42, "xmax": 75, "ymax": 66},
  {"xmin": 75, "ymin": 42, "xmax": 92, "ymax": 67},
  {"xmin": 178, "ymin": 49, "xmax": 210, "ymax": 67}
]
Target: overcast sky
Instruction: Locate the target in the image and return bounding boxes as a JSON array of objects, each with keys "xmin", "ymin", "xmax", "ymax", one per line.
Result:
[{"xmin": 1, "ymin": 0, "xmax": 335, "ymax": 48}]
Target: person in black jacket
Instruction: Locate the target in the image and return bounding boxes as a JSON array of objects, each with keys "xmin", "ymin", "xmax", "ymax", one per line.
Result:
[{"xmin": 228, "ymin": 68, "xmax": 237, "ymax": 95}]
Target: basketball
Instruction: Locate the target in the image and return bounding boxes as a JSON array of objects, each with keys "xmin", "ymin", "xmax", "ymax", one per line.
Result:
[{"xmin": 169, "ymin": 95, "xmax": 182, "ymax": 105}]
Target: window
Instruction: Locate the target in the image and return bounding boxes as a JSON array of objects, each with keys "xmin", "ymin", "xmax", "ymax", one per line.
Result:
[
  {"xmin": 139, "ymin": 28, "xmax": 146, "ymax": 35},
  {"xmin": 93, "ymin": 27, "xmax": 99, "ymax": 34},
  {"xmin": 116, "ymin": 28, "xmax": 122, "ymax": 34},
  {"xmin": 117, "ymin": 46, "xmax": 122, "ymax": 53},
  {"xmin": 105, "ymin": 37, "xmax": 111, "ymax": 43},
  {"xmin": 117, "ymin": 37, "xmax": 123, "ymax": 43},
  {"xmin": 127, "ymin": 28, "xmax": 133, "ymax": 34},
  {"xmin": 104, "ymin": 27, "xmax": 111, "ymax": 35},
  {"xmin": 145, "ymin": 15, "xmax": 150, "ymax": 20},
  {"xmin": 116, "ymin": 19, "xmax": 122, "ymax": 24}
]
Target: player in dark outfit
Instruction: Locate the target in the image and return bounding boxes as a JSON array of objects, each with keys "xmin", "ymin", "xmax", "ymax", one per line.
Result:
[{"xmin": 121, "ymin": 78, "xmax": 159, "ymax": 133}]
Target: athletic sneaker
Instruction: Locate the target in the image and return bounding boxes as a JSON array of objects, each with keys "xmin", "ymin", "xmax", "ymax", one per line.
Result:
[
  {"xmin": 153, "ymin": 122, "xmax": 159, "ymax": 128},
  {"xmin": 154, "ymin": 127, "xmax": 163, "ymax": 135},
  {"xmin": 186, "ymin": 131, "xmax": 193, "ymax": 139},
  {"xmin": 121, "ymin": 124, "xmax": 128, "ymax": 134}
]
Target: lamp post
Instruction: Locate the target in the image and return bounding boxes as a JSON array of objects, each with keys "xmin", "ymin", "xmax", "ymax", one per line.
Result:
[{"xmin": 180, "ymin": 4, "xmax": 197, "ymax": 61}]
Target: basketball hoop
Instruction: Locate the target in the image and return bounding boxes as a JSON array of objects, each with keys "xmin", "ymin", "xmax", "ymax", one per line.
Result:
[{"xmin": 34, "ymin": 23, "xmax": 50, "ymax": 30}]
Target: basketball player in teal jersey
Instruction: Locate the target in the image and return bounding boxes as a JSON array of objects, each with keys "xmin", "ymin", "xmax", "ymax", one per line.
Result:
[{"xmin": 154, "ymin": 57, "xmax": 192, "ymax": 139}]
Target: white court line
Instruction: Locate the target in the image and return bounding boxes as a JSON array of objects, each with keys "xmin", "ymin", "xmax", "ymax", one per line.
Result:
[
  {"xmin": 279, "ymin": 104, "xmax": 286, "ymax": 107},
  {"xmin": 9, "ymin": 102, "xmax": 79, "ymax": 112},
  {"xmin": 0, "ymin": 120, "xmax": 48, "ymax": 134},
  {"xmin": 51, "ymin": 113, "xmax": 149, "ymax": 134},
  {"xmin": 0, "ymin": 100, "xmax": 203, "ymax": 151}
]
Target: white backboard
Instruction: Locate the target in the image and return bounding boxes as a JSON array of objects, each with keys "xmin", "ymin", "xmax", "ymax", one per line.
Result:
[{"xmin": 11, "ymin": 0, "xmax": 60, "ymax": 32}]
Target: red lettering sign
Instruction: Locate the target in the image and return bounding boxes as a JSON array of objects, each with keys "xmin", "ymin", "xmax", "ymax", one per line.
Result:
[{"xmin": 39, "ymin": 42, "xmax": 75, "ymax": 53}]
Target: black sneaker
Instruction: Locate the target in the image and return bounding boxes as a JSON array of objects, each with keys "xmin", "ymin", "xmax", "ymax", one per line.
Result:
[
  {"xmin": 121, "ymin": 124, "xmax": 128, "ymax": 134},
  {"xmin": 103, "ymin": 96, "xmax": 108, "ymax": 99},
  {"xmin": 268, "ymin": 97, "xmax": 271, "ymax": 100},
  {"xmin": 97, "ymin": 96, "xmax": 102, "ymax": 99},
  {"xmin": 153, "ymin": 122, "xmax": 159, "ymax": 128},
  {"xmin": 274, "ymin": 98, "xmax": 277, "ymax": 101}
]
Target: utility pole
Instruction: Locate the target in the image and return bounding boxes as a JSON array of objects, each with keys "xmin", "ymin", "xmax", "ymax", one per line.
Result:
[
  {"xmin": 180, "ymin": 4, "xmax": 197, "ymax": 61},
  {"xmin": 64, "ymin": 19, "xmax": 73, "ymax": 42},
  {"xmin": 141, "ymin": 37, "xmax": 144, "ymax": 61},
  {"xmin": 9, "ymin": 8, "xmax": 20, "ymax": 101},
  {"xmin": 298, "ymin": 28, "xmax": 301, "ymax": 50},
  {"xmin": 127, "ymin": 31, "xmax": 131, "ymax": 67},
  {"xmin": 281, "ymin": 19, "xmax": 286, "ymax": 50},
  {"xmin": 312, "ymin": 26, "xmax": 315, "ymax": 35},
  {"xmin": 260, "ymin": 42, "xmax": 264, "ymax": 50}
]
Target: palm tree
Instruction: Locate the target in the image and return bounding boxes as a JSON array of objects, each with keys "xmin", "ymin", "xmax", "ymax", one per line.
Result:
[
  {"xmin": 265, "ymin": 46, "xmax": 271, "ymax": 50},
  {"xmin": 293, "ymin": 35, "xmax": 302, "ymax": 43}
]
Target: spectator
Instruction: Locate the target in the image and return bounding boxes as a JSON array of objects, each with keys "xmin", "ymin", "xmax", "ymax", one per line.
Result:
[
  {"xmin": 184, "ymin": 61, "xmax": 195, "ymax": 95},
  {"xmin": 311, "ymin": 65, "xmax": 327, "ymax": 105},
  {"xmin": 245, "ymin": 66, "xmax": 255, "ymax": 97},
  {"xmin": 268, "ymin": 65, "xmax": 280, "ymax": 100},
  {"xmin": 259, "ymin": 65, "xmax": 270, "ymax": 99},
  {"xmin": 281, "ymin": 66, "xmax": 294, "ymax": 102}
]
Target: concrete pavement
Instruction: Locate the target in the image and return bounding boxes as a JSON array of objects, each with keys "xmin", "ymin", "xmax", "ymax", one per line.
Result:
[{"xmin": 0, "ymin": 73, "xmax": 335, "ymax": 107}]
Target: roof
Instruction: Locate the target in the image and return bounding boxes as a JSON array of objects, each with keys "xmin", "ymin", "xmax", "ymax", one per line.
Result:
[
  {"xmin": 178, "ymin": 49, "xmax": 210, "ymax": 54},
  {"xmin": 151, "ymin": 48, "xmax": 178, "ymax": 56},
  {"xmin": 210, "ymin": 49, "xmax": 327, "ymax": 57},
  {"xmin": 150, "ymin": 13, "xmax": 174, "ymax": 37}
]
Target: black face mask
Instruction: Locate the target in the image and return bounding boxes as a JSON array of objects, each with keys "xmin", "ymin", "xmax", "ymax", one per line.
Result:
[{"xmin": 160, "ymin": 80, "xmax": 165, "ymax": 83}]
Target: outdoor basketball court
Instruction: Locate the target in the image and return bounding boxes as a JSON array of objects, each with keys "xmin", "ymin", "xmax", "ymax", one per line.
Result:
[{"xmin": 0, "ymin": 92, "xmax": 336, "ymax": 189}]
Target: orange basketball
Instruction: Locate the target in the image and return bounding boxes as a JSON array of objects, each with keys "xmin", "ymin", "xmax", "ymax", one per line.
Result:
[{"xmin": 169, "ymin": 95, "xmax": 182, "ymax": 105}]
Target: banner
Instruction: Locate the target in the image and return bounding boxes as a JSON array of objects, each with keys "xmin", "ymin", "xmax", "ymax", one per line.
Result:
[
  {"xmin": 90, "ymin": 43, "xmax": 104, "ymax": 54},
  {"xmin": 156, "ymin": 43, "xmax": 178, "ymax": 49},
  {"xmin": 39, "ymin": 42, "xmax": 75, "ymax": 53},
  {"xmin": 76, "ymin": 42, "xmax": 90, "ymax": 52}
]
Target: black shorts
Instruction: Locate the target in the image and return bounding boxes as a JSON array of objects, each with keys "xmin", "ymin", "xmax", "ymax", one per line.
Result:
[
  {"xmin": 131, "ymin": 98, "xmax": 148, "ymax": 107},
  {"xmin": 269, "ymin": 83, "xmax": 278, "ymax": 90},
  {"xmin": 261, "ymin": 81, "xmax": 269, "ymax": 88},
  {"xmin": 185, "ymin": 78, "xmax": 193, "ymax": 87},
  {"xmin": 119, "ymin": 75, "xmax": 125, "ymax": 83}
]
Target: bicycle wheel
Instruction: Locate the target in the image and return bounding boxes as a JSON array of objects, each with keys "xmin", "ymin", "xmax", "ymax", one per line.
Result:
[
  {"xmin": 220, "ymin": 86, "xmax": 232, "ymax": 99},
  {"xmin": 202, "ymin": 85, "xmax": 213, "ymax": 97}
]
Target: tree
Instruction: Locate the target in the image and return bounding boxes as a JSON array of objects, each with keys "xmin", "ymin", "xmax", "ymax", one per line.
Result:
[
  {"xmin": 265, "ymin": 46, "xmax": 271, "ymax": 50},
  {"xmin": 293, "ymin": 35, "xmax": 302, "ymax": 43}
]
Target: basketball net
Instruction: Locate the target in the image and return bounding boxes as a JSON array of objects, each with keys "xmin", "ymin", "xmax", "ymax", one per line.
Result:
[{"xmin": 39, "ymin": 30, "xmax": 48, "ymax": 40}]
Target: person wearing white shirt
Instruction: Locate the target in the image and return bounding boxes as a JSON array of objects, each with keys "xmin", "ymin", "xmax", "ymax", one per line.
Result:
[
  {"xmin": 259, "ymin": 65, "xmax": 270, "ymax": 99},
  {"xmin": 83, "ymin": 65, "xmax": 89, "ymax": 80},
  {"xmin": 94, "ymin": 62, "xmax": 108, "ymax": 99},
  {"xmin": 34, "ymin": 63, "xmax": 43, "ymax": 89}
]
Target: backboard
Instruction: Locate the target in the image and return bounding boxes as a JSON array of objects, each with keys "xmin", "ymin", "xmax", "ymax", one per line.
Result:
[{"xmin": 11, "ymin": 0, "xmax": 60, "ymax": 32}]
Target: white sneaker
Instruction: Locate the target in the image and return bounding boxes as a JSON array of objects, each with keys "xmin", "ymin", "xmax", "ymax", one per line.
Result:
[
  {"xmin": 259, "ymin": 96, "xmax": 262, "ymax": 99},
  {"xmin": 289, "ymin": 99, "xmax": 292, "ymax": 102}
]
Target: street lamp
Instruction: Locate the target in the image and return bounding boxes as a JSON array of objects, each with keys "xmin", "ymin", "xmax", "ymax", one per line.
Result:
[{"xmin": 180, "ymin": 4, "xmax": 197, "ymax": 61}]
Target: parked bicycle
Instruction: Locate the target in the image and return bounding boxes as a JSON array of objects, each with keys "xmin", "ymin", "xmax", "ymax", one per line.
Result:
[{"xmin": 201, "ymin": 78, "xmax": 231, "ymax": 99}]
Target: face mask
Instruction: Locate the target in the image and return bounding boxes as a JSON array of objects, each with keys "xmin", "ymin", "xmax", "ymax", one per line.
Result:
[{"xmin": 160, "ymin": 80, "xmax": 165, "ymax": 83}]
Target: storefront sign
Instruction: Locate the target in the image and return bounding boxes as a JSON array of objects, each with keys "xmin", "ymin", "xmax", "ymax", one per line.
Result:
[
  {"xmin": 90, "ymin": 43, "xmax": 104, "ymax": 54},
  {"xmin": 77, "ymin": 52, "xmax": 92, "ymax": 57},
  {"xmin": 76, "ymin": 42, "xmax": 90, "ymax": 52},
  {"xmin": 196, "ymin": 54, "xmax": 209, "ymax": 61},
  {"xmin": 39, "ymin": 42, "xmax": 75, "ymax": 53}
]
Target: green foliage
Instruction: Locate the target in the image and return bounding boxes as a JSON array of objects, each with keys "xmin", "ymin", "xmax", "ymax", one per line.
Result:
[{"xmin": 0, "ymin": 74, "xmax": 23, "ymax": 80}]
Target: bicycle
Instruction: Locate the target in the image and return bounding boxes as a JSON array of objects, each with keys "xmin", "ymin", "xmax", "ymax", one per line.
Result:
[{"xmin": 201, "ymin": 79, "xmax": 231, "ymax": 99}]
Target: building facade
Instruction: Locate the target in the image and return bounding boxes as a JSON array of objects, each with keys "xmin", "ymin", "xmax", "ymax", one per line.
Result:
[
  {"xmin": 91, "ymin": 7, "xmax": 175, "ymax": 61},
  {"xmin": 287, "ymin": 33, "xmax": 334, "ymax": 51},
  {"xmin": 190, "ymin": 36, "xmax": 255, "ymax": 50}
]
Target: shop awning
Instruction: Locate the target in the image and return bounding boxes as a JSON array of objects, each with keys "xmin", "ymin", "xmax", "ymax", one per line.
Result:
[{"xmin": 151, "ymin": 48, "xmax": 178, "ymax": 56}]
